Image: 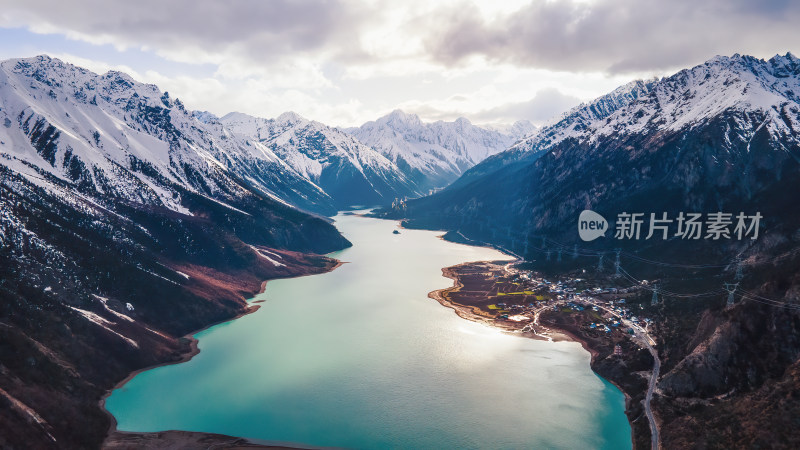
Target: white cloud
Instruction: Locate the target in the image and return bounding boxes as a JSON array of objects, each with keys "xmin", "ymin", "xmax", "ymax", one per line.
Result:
[{"xmin": 2, "ymin": 0, "xmax": 797, "ymax": 126}]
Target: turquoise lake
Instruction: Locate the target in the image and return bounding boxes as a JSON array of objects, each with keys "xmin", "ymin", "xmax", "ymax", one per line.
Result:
[{"xmin": 105, "ymin": 212, "xmax": 632, "ymax": 449}]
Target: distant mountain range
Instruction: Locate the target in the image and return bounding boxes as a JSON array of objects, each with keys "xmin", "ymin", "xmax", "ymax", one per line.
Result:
[
  {"xmin": 220, "ymin": 111, "xmax": 420, "ymax": 208},
  {"xmin": 346, "ymin": 110, "xmax": 535, "ymax": 193},
  {"xmin": 0, "ymin": 55, "xmax": 525, "ymax": 224},
  {"xmin": 0, "ymin": 56, "xmax": 343, "ymax": 217}
]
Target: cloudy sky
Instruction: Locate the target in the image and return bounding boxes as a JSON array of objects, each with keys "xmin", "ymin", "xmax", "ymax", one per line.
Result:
[{"xmin": 0, "ymin": 0, "xmax": 798, "ymax": 127}]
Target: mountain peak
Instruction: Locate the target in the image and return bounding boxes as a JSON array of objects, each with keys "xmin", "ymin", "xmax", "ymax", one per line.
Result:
[
  {"xmin": 388, "ymin": 109, "xmax": 415, "ymax": 118},
  {"xmin": 276, "ymin": 111, "xmax": 306, "ymax": 124},
  {"xmin": 348, "ymin": 109, "xmax": 533, "ymax": 192},
  {"xmin": 22, "ymin": 54, "xmax": 56, "ymax": 65},
  {"xmin": 701, "ymin": 52, "xmax": 800, "ymax": 79},
  {"xmin": 768, "ymin": 52, "xmax": 800, "ymax": 77},
  {"xmin": 5, "ymin": 54, "xmax": 72, "ymax": 76},
  {"xmin": 220, "ymin": 111, "xmax": 256, "ymax": 122},
  {"xmin": 103, "ymin": 70, "xmax": 135, "ymax": 82},
  {"xmin": 382, "ymin": 109, "xmax": 422, "ymax": 126},
  {"xmin": 13, "ymin": 54, "xmax": 57, "ymax": 65},
  {"xmin": 192, "ymin": 110, "xmax": 220, "ymax": 124}
]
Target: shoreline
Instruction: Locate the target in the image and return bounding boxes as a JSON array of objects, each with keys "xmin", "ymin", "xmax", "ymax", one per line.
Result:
[
  {"xmin": 99, "ymin": 259, "xmax": 344, "ymax": 449},
  {"xmin": 99, "ymin": 216, "xmax": 637, "ymax": 448},
  {"xmin": 428, "ymin": 264, "xmax": 572, "ymax": 341},
  {"xmin": 544, "ymin": 323, "xmax": 638, "ymax": 449},
  {"xmin": 427, "ymin": 259, "xmax": 644, "ymax": 449}
]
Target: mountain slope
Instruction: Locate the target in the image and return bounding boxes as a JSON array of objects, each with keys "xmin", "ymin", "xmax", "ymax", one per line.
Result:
[
  {"xmin": 222, "ymin": 111, "xmax": 420, "ymax": 207},
  {"xmin": 0, "ymin": 56, "xmax": 350, "ymax": 449},
  {"xmin": 392, "ymin": 53, "xmax": 800, "ymax": 448},
  {"xmin": 396, "ymin": 53, "xmax": 800, "ymax": 241},
  {"xmin": 346, "ymin": 110, "xmax": 536, "ymax": 192},
  {"xmin": 0, "ymin": 56, "xmax": 338, "ymax": 217},
  {"xmin": 444, "ymin": 79, "xmax": 656, "ymax": 191}
]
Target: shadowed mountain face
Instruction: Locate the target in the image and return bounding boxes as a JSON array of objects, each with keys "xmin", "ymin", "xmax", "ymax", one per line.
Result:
[
  {"xmin": 0, "ymin": 56, "xmax": 350, "ymax": 449},
  {"xmin": 396, "ymin": 53, "xmax": 800, "ymax": 255},
  {"xmin": 390, "ymin": 53, "xmax": 800, "ymax": 448}
]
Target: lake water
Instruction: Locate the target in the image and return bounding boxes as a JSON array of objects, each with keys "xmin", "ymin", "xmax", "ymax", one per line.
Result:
[{"xmin": 106, "ymin": 212, "xmax": 631, "ymax": 449}]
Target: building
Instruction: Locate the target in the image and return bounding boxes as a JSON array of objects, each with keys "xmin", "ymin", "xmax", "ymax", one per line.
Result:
[{"xmin": 614, "ymin": 344, "xmax": 623, "ymax": 356}]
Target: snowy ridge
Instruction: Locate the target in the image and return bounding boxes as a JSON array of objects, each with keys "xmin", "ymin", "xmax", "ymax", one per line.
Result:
[
  {"xmin": 222, "ymin": 111, "xmax": 420, "ymax": 206},
  {"xmin": 507, "ymin": 53, "xmax": 800, "ymax": 160},
  {"xmin": 346, "ymin": 110, "xmax": 536, "ymax": 191},
  {"xmin": 0, "ymin": 55, "xmax": 337, "ymax": 217},
  {"xmin": 503, "ymin": 79, "xmax": 657, "ymax": 162}
]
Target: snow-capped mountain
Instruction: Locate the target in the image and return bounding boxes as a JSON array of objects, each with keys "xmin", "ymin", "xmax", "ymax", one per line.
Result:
[
  {"xmin": 389, "ymin": 53, "xmax": 800, "ymax": 450},
  {"xmin": 448, "ymin": 78, "xmax": 657, "ymax": 189},
  {"xmin": 221, "ymin": 111, "xmax": 420, "ymax": 207},
  {"xmin": 484, "ymin": 52, "xmax": 800, "ymax": 176},
  {"xmin": 0, "ymin": 56, "xmax": 338, "ymax": 217},
  {"xmin": 0, "ymin": 56, "xmax": 351, "ymax": 448},
  {"xmin": 346, "ymin": 110, "xmax": 536, "ymax": 192},
  {"xmin": 395, "ymin": 53, "xmax": 800, "ymax": 251},
  {"xmin": 191, "ymin": 110, "xmax": 219, "ymax": 124}
]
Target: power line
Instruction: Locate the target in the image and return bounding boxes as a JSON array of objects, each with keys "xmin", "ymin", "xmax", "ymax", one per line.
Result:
[
  {"xmin": 616, "ymin": 266, "xmax": 725, "ymax": 298},
  {"xmin": 724, "ymin": 282, "xmax": 739, "ymax": 307},
  {"xmin": 738, "ymin": 290, "xmax": 800, "ymax": 310},
  {"xmin": 494, "ymin": 232, "xmax": 800, "ymax": 310},
  {"xmin": 525, "ymin": 234, "xmax": 800, "ymax": 270}
]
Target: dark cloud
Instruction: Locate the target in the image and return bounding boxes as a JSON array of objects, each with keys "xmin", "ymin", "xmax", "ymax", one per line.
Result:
[
  {"xmin": 424, "ymin": 0, "xmax": 800, "ymax": 73},
  {"xmin": 3, "ymin": 0, "xmax": 370, "ymax": 63},
  {"xmin": 6, "ymin": 0, "xmax": 799, "ymax": 76}
]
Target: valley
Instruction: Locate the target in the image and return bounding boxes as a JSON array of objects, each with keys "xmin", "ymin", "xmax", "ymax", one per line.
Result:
[
  {"xmin": 103, "ymin": 213, "xmax": 632, "ymax": 450},
  {"xmin": 0, "ymin": 55, "xmax": 542, "ymax": 450},
  {"xmin": 3, "ymin": 49, "xmax": 800, "ymax": 449}
]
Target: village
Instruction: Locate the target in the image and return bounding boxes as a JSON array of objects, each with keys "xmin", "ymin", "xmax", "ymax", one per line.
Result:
[{"xmin": 439, "ymin": 261, "xmax": 659, "ymax": 355}]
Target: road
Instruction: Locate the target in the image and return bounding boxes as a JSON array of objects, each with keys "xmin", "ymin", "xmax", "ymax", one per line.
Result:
[
  {"xmin": 521, "ymin": 301, "xmax": 565, "ymax": 341},
  {"xmin": 640, "ymin": 329, "xmax": 661, "ymax": 450},
  {"xmin": 498, "ymin": 266, "xmax": 663, "ymax": 449},
  {"xmin": 579, "ymin": 297, "xmax": 661, "ymax": 449}
]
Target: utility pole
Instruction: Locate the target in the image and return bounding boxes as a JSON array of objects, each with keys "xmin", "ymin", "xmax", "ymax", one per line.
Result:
[
  {"xmin": 546, "ymin": 250, "xmax": 552, "ymax": 262},
  {"xmin": 651, "ymin": 284, "xmax": 659, "ymax": 306},
  {"xmin": 597, "ymin": 253, "xmax": 604, "ymax": 272},
  {"xmin": 735, "ymin": 260, "xmax": 744, "ymax": 281},
  {"xmin": 614, "ymin": 248, "xmax": 622, "ymax": 277},
  {"xmin": 724, "ymin": 282, "xmax": 739, "ymax": 307},
  {"xmin": 573, "ymin": 244, "xmax": 578, "ymax": 259}
]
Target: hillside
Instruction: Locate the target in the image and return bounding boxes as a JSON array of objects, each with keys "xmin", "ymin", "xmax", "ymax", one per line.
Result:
[
  {"xmin": 0, "ymin": 56, "xmax": 350, "ymax": 449},
  {"xmin": 390, "ymin": 53, "xmax": 800, "ymax": 448}
]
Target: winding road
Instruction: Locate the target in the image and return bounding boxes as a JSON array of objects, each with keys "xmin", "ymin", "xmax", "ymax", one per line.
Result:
[
  {"xmin": 640, "ymin": 332, "xmax": 661, "ymax": 450},
  {"xmin": 494, "ymin": 258, "xmax": 662, "ymax": 449},
  {"xmin": 579, "ymin": 297, "xmax": 661, "ymax": 449}
]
